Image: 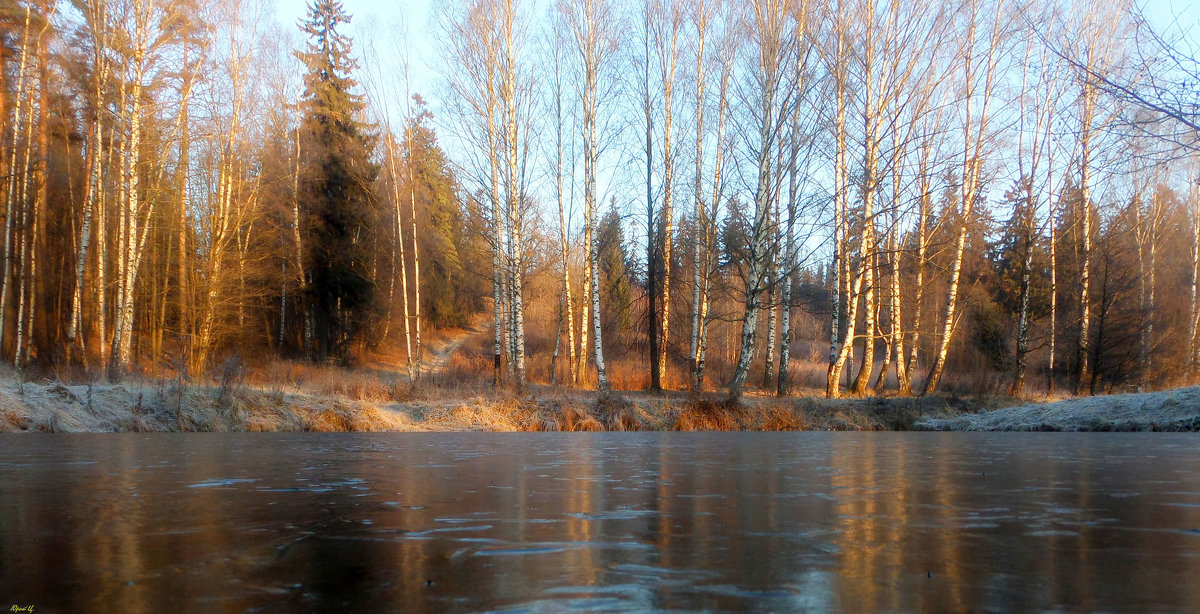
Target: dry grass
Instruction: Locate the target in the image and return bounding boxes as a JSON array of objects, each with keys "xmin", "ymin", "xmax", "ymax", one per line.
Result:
[
  {"xmin": 0, "ymin": 371, "xmax": 985, "ymax": 434},
  {"xmin": 7, "ymin": 338, "xmax": 1194, "ymax": 433}
]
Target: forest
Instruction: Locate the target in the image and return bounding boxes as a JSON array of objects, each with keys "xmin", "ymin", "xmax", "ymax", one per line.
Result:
[{"xmin": 1, "ymin": 0, "xmax": 1198, "ymax": 402}]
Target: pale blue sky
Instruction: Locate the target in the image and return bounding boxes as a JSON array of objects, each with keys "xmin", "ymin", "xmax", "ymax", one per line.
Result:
[
  {"xmin": 274, "ymin": 0, "xmax": 439, "ymax": 114},
  {"xmin": 269, "ymin": 0, "xmax": 1200, "ymax": 137}
]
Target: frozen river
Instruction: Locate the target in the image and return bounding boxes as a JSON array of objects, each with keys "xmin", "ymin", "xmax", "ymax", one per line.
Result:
[{"xmin": 1, "ymin": 432, "xmax": 1198, "ymax": 612}]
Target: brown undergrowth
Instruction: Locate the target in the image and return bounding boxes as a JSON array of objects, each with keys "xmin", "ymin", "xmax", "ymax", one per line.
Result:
[{"xmin": 0, "ymin": 373, "xmax": 985, "ymax": 433}]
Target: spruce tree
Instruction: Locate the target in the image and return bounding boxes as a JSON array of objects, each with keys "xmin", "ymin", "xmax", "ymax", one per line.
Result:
[{"xmin": 296, "ymin": 0, "xmax": 378, "ymax": 364}]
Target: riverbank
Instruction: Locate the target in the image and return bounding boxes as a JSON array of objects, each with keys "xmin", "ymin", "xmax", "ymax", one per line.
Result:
[
  {"xmin": 2, "ymin": 375, "xmax": 1197, "ymax": 433},
  {"xmin": 0, "ymin": 375, "xmax": 979, "ymax": 433},
  {"xmin": 914, "ymin": 386, "xmax": 1200, "ymax": 431}
]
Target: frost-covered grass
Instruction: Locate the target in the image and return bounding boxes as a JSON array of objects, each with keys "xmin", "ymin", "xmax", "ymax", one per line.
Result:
[
  {"xmin": 914, "ymin": 386, "xmax": 1200, "ymax": 432},
  {"xmin": 0, "ymin": 374, "xmax": 984, "ymax": 433}
]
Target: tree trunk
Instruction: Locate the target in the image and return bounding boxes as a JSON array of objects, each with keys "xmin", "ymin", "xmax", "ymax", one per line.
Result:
[
  {"xmin": 642, "ymin": 12, "xmax": 659, "ymax": 391},
  {"xmin": 658, "ymin": 5, "xmax": 679, "ymax": 389},
  {"xmin": 826, "ymin": 12, "xmax": 848, "ymax": 398},
  {"xmin": 551, "ymin": 40, "xmax": 578, "ymax": 387},
  {"xmin": 383, "ymin": 130, "xmax": 413, "ymax": 379},
  {"xmin": 694, "ymin": 34, "xmax": 729, "ymax": 393},
  {"xmin": 1011, "ymin": 183, "xmax": 1034, "ymax": 396},
  {"xmin": 1188, "ymin": 178, "xmax": 1200, "ymax": 377},
  {"xmin": 1075, "ymin": 76, "xmax": 1096, "ymax": 395},
  {"xmin": 1, "ymin": 8, "xmax": 33, "ymax": 360},
  {"xmin": 409, "ymin": 136, "xmax": 423, "ymax": 379},
  {"xmin": 688, "ymin": 0, "xmax": 708, "ymax": 394},
  {"xmin": 922, "ymin": 0, "xmax": 1002, "ymax": 396},
  {"xmin": 778, "ymin": 107, "xmax": 798, "ymax": 397}
]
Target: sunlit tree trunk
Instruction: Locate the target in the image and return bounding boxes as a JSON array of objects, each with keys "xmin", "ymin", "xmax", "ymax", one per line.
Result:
[
  {"xmin": 1075, "ymin": 75, "xmax": 1095, "ymax": 395},
  {"xmin": 777, "ymin": 174, "xmax": 795, "ymax": 396},
  {"xmin": 382, "ymin": 130, "xmax": 413, "ymax": 379},
  {"xmin": 409, "ymin": 145, "xmax": 424, "ymax": 380},
  {"xmin": 900, "ymin": 150, "xmax": 929, "ymax": 396},
  {"xmin": 69, "ymin": 14, "xmax": 109, "ymax": 364},
  {"xmin": 1, "ymin": 8, "xmax": 34, "ymax": 360},
  {"xmin": 1010, "ymin": 43, "xmax": 1053, "ymax": 397},
  {"xmin": 688, "ymin": 0, "xmax": 708, "ymax": 394},
  {"xmin": 564, "ymin": 0, "xmax": 616, "ymax": 392},
  {"xmin": 1046, "ymin": 132, "xmax": 1059, "ymax": 394},
  {"xmin": 729, "ymin": 0, "xmax": 792, "ymax": 399},
  {"xmin": 695, "ymin": 33, "xmax": 731, "ymax": 392},
  {"xmin": 923, "ymin": 0, "xmax": 1004, "ymax": 396},
  {"xmin": 826, "ymin": 2, "xmax": 850, "ymax": 397},
  {"xmin": 640, "ymin": 1, "xmax": 659, "ymax": 391},
  {"xmin": 109, "ymin": 16, "xmax": 148, "ymax": 378},
  {"xmin": 1136, "ymin": 181, "xmax": 1160, "ymax": 390},
  {"xmin": 1188, "ymin": 175, "xmax": 1200, "ymax": 377},
  {"xmin": 657, "ymin": 0, "xmax": 681, "ymax": 388},
  {"xmin": 851, "ymin": 0, "xmax": 880, "ymax": 397},
  {"xmin": 177, "ymin": 39, "xmax": 191, "ymax": 364},
  {"xmin": 551, "ymin": 33, "xmax": 577, "ymax": 386},
  {"xmin": 763, "ymin": 277, "xmax": 777, "ymax": 389}
]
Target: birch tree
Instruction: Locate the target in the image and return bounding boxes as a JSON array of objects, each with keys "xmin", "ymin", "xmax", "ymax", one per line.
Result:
[
  {"xmin": 560, "ymin": 0, "xmax": 620, "ymax": 392},
  {"xmin": 921, "ymin": 0, "xmax": 1007, "ymax": 395},
  {"xmin": 1062, "ymin": 0, "xmax": 1128, "ymax": 394},
  {"xmin": 727, "ymin": 0, "xmax": 796, "ymax": 398}
]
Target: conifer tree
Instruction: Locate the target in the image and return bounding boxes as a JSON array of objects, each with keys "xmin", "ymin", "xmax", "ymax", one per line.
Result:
[{"xmin": 297, "ymin": 0, "xmax": 379, "ymax": 363}]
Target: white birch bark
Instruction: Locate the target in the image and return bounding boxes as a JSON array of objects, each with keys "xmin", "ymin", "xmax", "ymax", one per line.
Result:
[
  {"xmin": 656, "ymin": 0, "xmax": 681, "ymax": 388},
  {"xmin": 1189, "ymin": 174, "xmax": 1200, "ymax": 376},
  {"xmin": 1, "ymin": 7, "xmax": 33, "ymax": 360},
  {"xmin": 639, "ymin": 0, "xmax": 659, "ymax": 391},
  {"xmin": 69, "ymin": 31, "xmax": 107, "ymax": 363},
  {"xmin": 729, "ymin": 0, "xmax": 793, "ymax": 398},
  {"xmin": 564, "ymin": 0, "xmax": 616, "ymax": 392},
  {"xmin": 383, "ymin": 130, "xmax": 414, "ymax": 379},
  {"xmin": 688, "ymin": 0, "xmax": 708, "ymax": 393},
  {"xmin": 695, "ymin": 36, "xmax": 731, "ymax": 392},
  {"xmin": 922, "ymin": 0, "xmax": 1004, "ymax": 396}
]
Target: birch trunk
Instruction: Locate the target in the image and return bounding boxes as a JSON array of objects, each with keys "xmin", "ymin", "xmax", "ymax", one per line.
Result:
[
  {"xmin": 1, "ymin": 8, "xmax": 33, "ymax": 359},
  {"xmin": 409, "ymin": 138, "xmax": 423, "ymax": 379},
  {"xmin": 482, "ymin": 37, "xmax": 505, "ymax": 388},
  {"xmin": 777, "ymin": 96, "xmax": 800, "ymax": 397},
  {"xmin": 642, "ymin": 6, "xmax": 659, "ymax": 391},
  {"xmin": 888, "ymin": 224, "xmax": 906, "ymax": 391},
  {"xmin": 688, "ymin": 0, "xmax": 708, "ymax": 394},
  {"xmin": 694, "ymin": 17, "xmax": 729, "ymax": 392},
  {"xmin": 900, "ymin": 163, "xmax": 928, "ymax": 396},
  {"xmin": 578, "ymin": 212, "xmax": 591, "ymax": 384},
  {"xmin": 111, "ymin": 2, "xmax": 163, "ymax": 378},
  {"xmin": 851, "ymin": 245, "xmax": 876, "ymax": 395},
  {"xmin": 586, "ymin": 97, "xmax": 608, "ymax": 391},
  {"xmin": 69, "ymin": 52, "xmax": 105, "ymax": 363},
  {"xmin": 657, "ymin": 3, "xmax": 680, "ymax": 388},
  {"xmin": 1189, "ymin": 176, "xmax": 1200, "ymax": 376},
  {"xmin": 762, "ymin": 272, "xmax": 777, "ymax": 388},
  {"xmin": 569, "ymin": 0, "xmax": 612, "ymax": 392},
  {"xmin": 1139, "ymin": 186, "xmax": 1158, "ymax": 389},
  {"xmin": 851, "ymin": 14, "xmax": 879, "ymax": 397},
  {"xmin": 552, "ymin": 42, "xmax": 578, "ymax": 386},
  {"xmin": 98, "ymin": 121, "xmax": 115, "ymax": 368},
  {"xmin": 730, "ymin": 0, "xmax": 792, "ymax": 398},
  {"xmin": 177, "ymin": 40, "xmax": 191, "ymax": 362},
  {"xmin": 922, "ymin": 0, "xmax": 1003, "ymax": 396},
  {"xmin": 826, "ymin": 6, "xmax": 848, "ymax": 397},
  {"xmin": 383, "ymin": 131, "xmax": 412, "ymax": 377},
  {"xmin": 1075, "ymin": 70, "xmax": 1096, "ymax": 395},
  {"xmin": 1046, "ymin": 141, "xmax": 1059, "ymax": 393}
]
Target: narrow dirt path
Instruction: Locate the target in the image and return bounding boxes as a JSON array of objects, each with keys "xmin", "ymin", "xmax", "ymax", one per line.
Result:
[{"xmin": 421, "ymin": 319, "xmax": 487, "ymax": 375}]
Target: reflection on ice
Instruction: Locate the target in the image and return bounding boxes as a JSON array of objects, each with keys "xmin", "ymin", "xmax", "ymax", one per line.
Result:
[
  {"xmin": 187, "ymin": 478, "xmax": 258, "ymax": 488},
  {"xmin": 0, "ymin": 432, "xmax": 1198, "ymax": 613}
]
